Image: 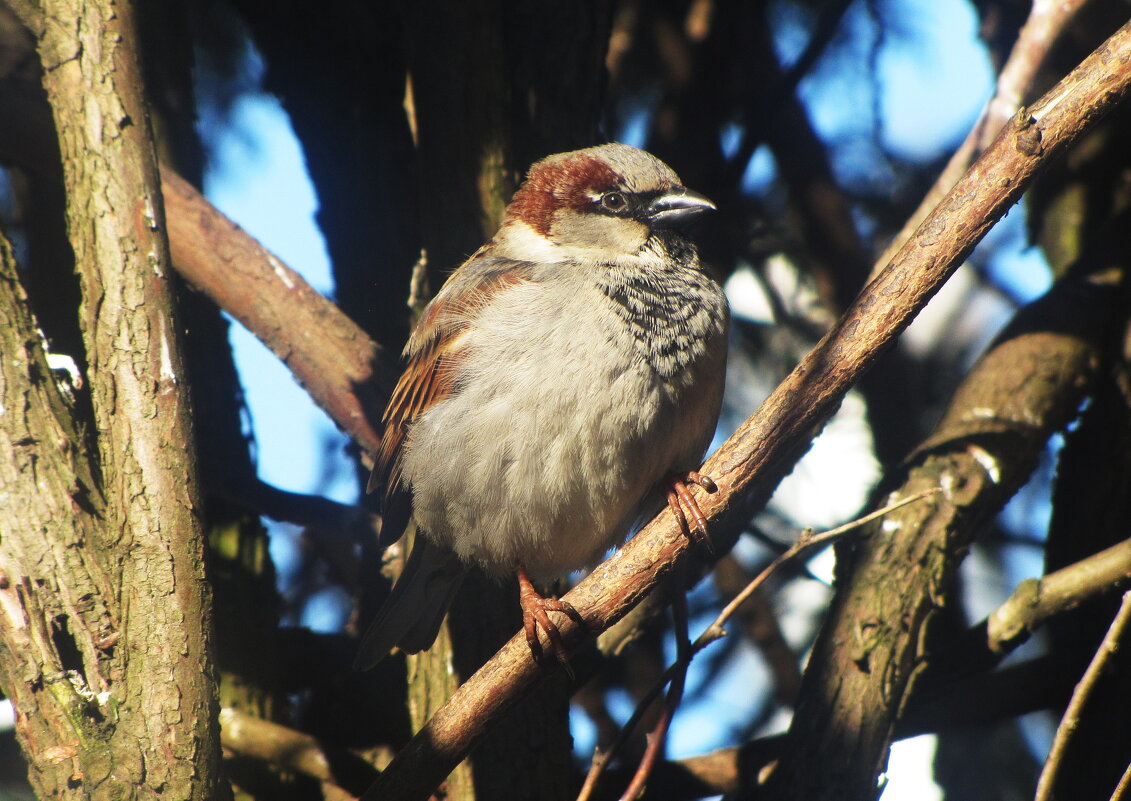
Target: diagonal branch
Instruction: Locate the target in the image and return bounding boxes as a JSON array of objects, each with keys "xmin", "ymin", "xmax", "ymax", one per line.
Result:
[
  {"xmin": 590, "ymin": 534, "xmax": 1131, "ymax": 801},
  {"xmin": 365, "ymin": 19, "xmax": 1131, "ymax": 801},
  {"xmin": 0, "ymin": 10, "xmax": 395, "ymax": 461},
  {"xmin": 767, "ymin": 261, "xmax": 1121, "ymax": 800},
  {"xmin": 1035, "ymin": 591, "xmax": 1131, "ymax": 801},
  {"xmin": 161, "ymin": 167, "xmax": 394, "ymax": 456}
]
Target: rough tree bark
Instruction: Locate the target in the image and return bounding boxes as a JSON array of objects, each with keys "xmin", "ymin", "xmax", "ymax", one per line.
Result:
[
  {"xmin": 0, "ymin": 0, "xmax": 221, "ymax": 798},
  {"xmin": 5, "ymin": 4, "xmax": 1130, "ymax": 800}
]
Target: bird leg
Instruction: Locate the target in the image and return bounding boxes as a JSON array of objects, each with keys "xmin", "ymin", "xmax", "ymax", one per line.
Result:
[
  {"xmin": 664, "ymin": 470, "xmax": 719, "ymax": 552},
  {"xmin": 516, "ymin": 562, "xmax": 585, "ymax": 673}
]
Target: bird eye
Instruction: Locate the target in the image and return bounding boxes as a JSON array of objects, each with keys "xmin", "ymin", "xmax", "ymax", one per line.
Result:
[{"xmin": 600, "ymin": 191, "xmax": 626, "ymax": 212}]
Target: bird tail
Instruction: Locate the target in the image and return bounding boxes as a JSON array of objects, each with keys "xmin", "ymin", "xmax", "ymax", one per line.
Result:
[{"xmin": 354, "ymin": 535, "xmax": 466, "ymax": 670}]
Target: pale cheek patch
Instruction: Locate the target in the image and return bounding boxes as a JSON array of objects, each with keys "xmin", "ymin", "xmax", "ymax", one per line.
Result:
[
  {"xmin": 548, "ymin": 214, "xmax": 650, "ymax": 256},
  {"xmin": 496, "ymin": 220, "xmax": 562, "ymax": 262}
]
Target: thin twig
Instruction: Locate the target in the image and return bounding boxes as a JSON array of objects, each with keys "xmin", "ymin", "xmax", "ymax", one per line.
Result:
[
  {"xmin": 578, "ymin": 660, "xmax": 674, "ymax": 801},
  {"xmin": 713, "ymin": 555, "xmax": 802, "ymax": 704},
  {"xmin": 576, "ymin": 490, "xmax": 936, "ymax": 801},
  {"xmin": 1110, "ymin": 759, "xmax": 1131, "ymax": 801},
  {"xmin": 1035, "ymin": 590, "xmax": 1131, "ymax": 801},
  {"xmin": 697, "ymin": 488, "xmax": 939, "ymax": 650},
  {"xmin": 576, "ymin": 584, "xmax": 692, "ymax": 801},
  {"xmin": 576, "ymin": 652, "xmax": 674, "ymax": 801},
  {"xmin": 618, "ymin": 568, "xmax": 693, "ymax": 801},
  {"xmin": 576, "ymin": 749, "xmax": 611, "ymax": 801}
]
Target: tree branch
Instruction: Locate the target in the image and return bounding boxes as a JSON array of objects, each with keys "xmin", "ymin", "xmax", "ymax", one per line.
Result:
[
  {"xmin": 219, "ymin": 708, "xmax": 379, "ymax": 795},
  {"xmin": 607, "ymin": 535, "xmax": 1131, "ymax": 801},
  {"xmin": 365, "ymin": 19, "xmax": 1131, "ymax": 801},
  {"xmin": 765, "ymin": 241, "xmax": 1121, "ymax": 800},
  {"xmin": 161, "ymin": 167, "xmax": 393, "ymax": 457},
  {"xmin": 986, "ymin": 536, "xmax": 1131, "ymax": 655},
  {"xmin": 903, "ymin": 533, "xmax": 1131, "ymax": 702},
  {"xmin": 0, "ymin": 21, "xmax": 393, "ymax": 459},
  {"xmin": 1035, "ymin": 591, "xmax": 1131, "ymax": 801},
  {"xmin": 580, "ymin": 493, "xmax": 933, "ymax": 801}
]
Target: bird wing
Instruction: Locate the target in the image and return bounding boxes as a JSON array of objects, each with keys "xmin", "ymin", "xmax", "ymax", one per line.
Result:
[
  {"xmin": 369, "ymin": 252, "xmax": 536, "ymax": 546},
  {"xmin": 353, "ymin": 532, "xmax": 467, "ymax": 668}
]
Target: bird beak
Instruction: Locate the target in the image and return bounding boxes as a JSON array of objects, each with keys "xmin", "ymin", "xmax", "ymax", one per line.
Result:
[{"xmin": 646, "ymin": 188, "xmax": 716, "ymax": 229}]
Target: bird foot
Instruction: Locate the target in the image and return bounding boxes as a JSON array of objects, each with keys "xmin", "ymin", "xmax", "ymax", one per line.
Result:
[
  {"xmin": 517, "ymin": 563, "xmax": 585, "ymax": 678},
  {"xmin": 664, "ymin": 470, "xmax": 719, "ymax": 552}
]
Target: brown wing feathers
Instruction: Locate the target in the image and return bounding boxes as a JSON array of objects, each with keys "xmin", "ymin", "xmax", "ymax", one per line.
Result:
[{"xmin": 367, "ymin": 262, "xmax": 532, "ymax": 525}]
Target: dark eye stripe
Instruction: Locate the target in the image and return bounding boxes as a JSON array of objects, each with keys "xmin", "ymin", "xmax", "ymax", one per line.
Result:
[{"xmin": 591, "ymin": 189, "xmax": 667, "ymax": 224}]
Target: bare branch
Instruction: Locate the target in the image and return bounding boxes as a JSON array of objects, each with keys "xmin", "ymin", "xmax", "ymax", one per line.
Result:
[
  {"xmin": 616, "ymin": 566, "xmax": 692, "ymax": 801},
  {"xmin": 987, "ymin": 536, "xmax": 1131, "ymax": 654},
  {"xmin": 579, "ymin": 492, "xmax": 932, "ymax": 801},
  {"xmin": 1036, "ymin": 591, "xmax": 1131, "ymax": 801},
  {"xmin": 704, "ymin": 492, "xmax": 938, "ymax": 647},
  {"xmin": 912, "ymin": 534, "xmax": 1131, "ymax": 694},
  {"xmin": 768, "ymin": 260, "xmax": 1121, "ymax": 800},
  {"xmin": 0, "ymin": 14, "xmax": 395, "ymax": 461},
  {"xmin": 161, "ymin": 167, "xmax": 393, "ymax": 457},
  {"xmin": 610, "ymin": 541, "xmax": 1131, "ymax": 801},
  {"xmin": 219, "ymin": 708, "xmax": 379, "ymax": 795},
  {"xmin": 712, "ymin": 556, "xmax": 801, "ymax": 704}
]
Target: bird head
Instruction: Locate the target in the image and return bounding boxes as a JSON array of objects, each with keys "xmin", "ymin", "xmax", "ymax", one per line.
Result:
[{"xmin": 496, "ymin": 143, "xmax": 715, "ymax": 263}]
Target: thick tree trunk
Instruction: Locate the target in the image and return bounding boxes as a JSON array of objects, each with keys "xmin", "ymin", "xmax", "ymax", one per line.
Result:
[{"xmin": 0, "ymin": 1, "xmax": 221, "ymax": 798}]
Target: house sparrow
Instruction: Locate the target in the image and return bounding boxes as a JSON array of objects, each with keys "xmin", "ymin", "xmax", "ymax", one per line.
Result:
[{"xmin": 355, "ymin": 143, "xmax": 729, "ymax": 670}]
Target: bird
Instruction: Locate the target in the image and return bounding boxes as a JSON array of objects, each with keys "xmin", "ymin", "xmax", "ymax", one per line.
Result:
[{"xmin": 355, "ymin": 143, "xmax": 729, "ymax": 671}]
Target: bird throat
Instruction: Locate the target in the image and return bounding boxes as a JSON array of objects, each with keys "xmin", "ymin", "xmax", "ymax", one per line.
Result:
[{"xmin": 595, "ymin": 243, "xmax": 720, "ymax": 381}]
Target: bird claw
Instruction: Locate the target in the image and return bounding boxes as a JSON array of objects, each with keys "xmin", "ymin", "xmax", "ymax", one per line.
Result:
[
  {"xmin": 517, "ymin": 564, "xmax": 586, "ymax": 679},
  {"xmin": 664, "ymin": 470, "xmax": 718, "ymax": 553}
]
